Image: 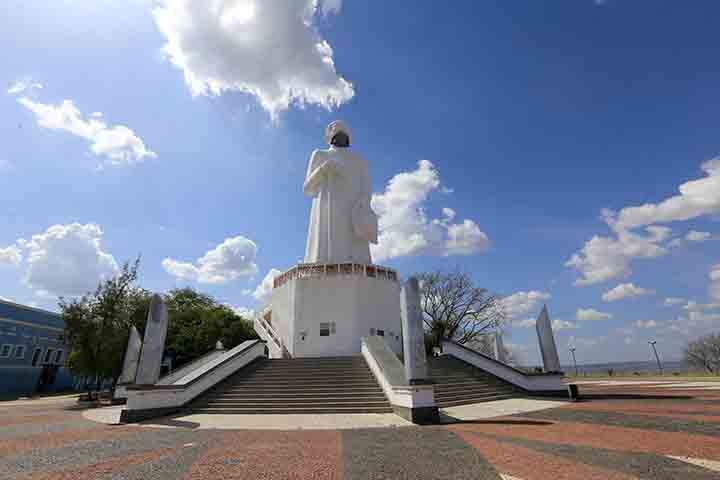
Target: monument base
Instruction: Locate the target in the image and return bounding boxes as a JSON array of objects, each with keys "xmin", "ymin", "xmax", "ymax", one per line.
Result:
[{"xmin": 263, "ymin": 263, "xmax": 402, "ymax": 357}]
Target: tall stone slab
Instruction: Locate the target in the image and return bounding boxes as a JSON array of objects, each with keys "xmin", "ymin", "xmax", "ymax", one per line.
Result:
[
  {"xmin": 493, "ymin": 332, "xmax": 506, "ymax": 364},
  {"xmin": 118, "ymin": 326, "xmax": 142, "ymax": 385},
  {"xmin": 135, "ymin": 294, "xmax": 168, "ymax": 385},
  {"xmin": 400, "ymin": 277, "xmax": 428, "ymax": 383},
  {"xmin": 536, "ymin": 304, "xmax": 561, "ymax": 372}
]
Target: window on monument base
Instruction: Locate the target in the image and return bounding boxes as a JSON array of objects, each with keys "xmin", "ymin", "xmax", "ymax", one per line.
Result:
[
  {"xmin": 43, "ymin": 348, "xmax": 54, "ymax": 364},
  {"xmin": 377, "ymin": 329, "xmax": 385, "ymax": 337},
  {"xmin": 0, "ymin": 344, "xmax": 11, "ymax": 358},
  {"xmin": 369, "ymin": 328, "xmax": 375, "ymax": 336},
  {"xmin": 320, "ymin": 322, "xmax": 336, "ymax": 337}
]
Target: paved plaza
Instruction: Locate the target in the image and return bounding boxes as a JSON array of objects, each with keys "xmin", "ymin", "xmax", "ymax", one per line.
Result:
[{"xmin": 1, "ymin": 381, "xmax": 719, "ymax": 479}]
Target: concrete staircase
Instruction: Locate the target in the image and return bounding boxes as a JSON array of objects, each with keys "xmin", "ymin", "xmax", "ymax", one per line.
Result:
[
  {"xmin": 186, "ymin": 356, "xmax": 393, "ymax": 414},
  {"xmin": 429, "ymin": 355, "xmax": 521, "ymax": 407}
]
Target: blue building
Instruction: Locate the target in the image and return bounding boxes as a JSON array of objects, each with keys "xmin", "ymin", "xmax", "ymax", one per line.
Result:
[{"xmin": 0, "ymin": 298, "xmax": 77, "ymax": 397}]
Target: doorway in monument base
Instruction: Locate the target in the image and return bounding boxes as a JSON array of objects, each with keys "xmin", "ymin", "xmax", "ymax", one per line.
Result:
[{"xmin": 271, "ymin": 274, "xmax": 402, "ymax": 357}]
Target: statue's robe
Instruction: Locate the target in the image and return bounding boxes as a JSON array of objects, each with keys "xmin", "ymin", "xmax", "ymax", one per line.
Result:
[{"xmin": 303, "ymin": 146, "xmax": 377, "ymax": 264}]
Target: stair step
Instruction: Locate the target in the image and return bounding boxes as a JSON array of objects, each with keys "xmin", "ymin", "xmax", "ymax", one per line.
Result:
[
  {"xmin": 189, "ymin": 356, "xmax": 392, "ymax": 414},
  {"xmin": 199, "ymin": 396, "xmax": 388, "ymax": 405},
  {"xmin": 186, "ymin": 406, "xmax": 394, "ymax": 414},
  {"xmin": 437, "ymin": 394, "xmax": 515, "ymax": 407}
]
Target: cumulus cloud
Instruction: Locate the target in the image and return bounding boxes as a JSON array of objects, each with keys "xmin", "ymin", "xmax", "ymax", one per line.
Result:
[
  {"xmin": 7, "ymin": 80, "xmax": 43, "ymax": 95},
  {"xmin": 602, "ymin": 282, "xmax": 655, "ymax": 302},
  {"xmin": 515, "ymin": 318, "xmax": 537, "ymax": 328},
  {"xmin": 501, "ymin": 290, "xmax": 551, "ymax": 320},
  {"xmin": 576, "ymin": 308, "xmax": 612, "ymax": 321},
  {"xmin": 371, "ymin": 160, "xmax": 489, "ymax": 262},
  {"xmin": 663, "ymin": 297, "xmax": 686, "ymax": 306},
  {"xmin": 252, "ymin": 268, "xmax": 282, "ymax": 304},
  {"xmin": 552, "ymin": 319, "xmax": 578, "ymax": 331},
  {"xmin": 568, "ymin": 159, "xmax": 720, "ymax": 285},
  {"xmin": 153, "ymin": 0, "xmax": 354, "ymax": 120},
  {"xmin": 634, "ymin": 319, "xmax": 659, "ymax": 329},
  {"xmin": 9, "ymin": 223, "xmax": 119, "ymax": 296},
  {"xmin": 0, "ymin": 245, "xmax": 23, "ymax": 266},
  {"xmin": 162, "ymin": 235, "xmax": 258, "ymax": 283},
  {"xmin": 566, "ymin": 223, "xmax": 670, "ymax": 286},
  {"xmin": 227, "ymin": 304, "xmax": 255, "ymax": 318},
  {"xmin": 711, "ymin": 264, "xmax": 720, "ymax": 301},
  {"xmin": 686, "ymin": 230, "xmax": 712, "ymax": 242},
  {"xmin": 13, "ymin": 96, "xmax": 156, "ymax": 167}
]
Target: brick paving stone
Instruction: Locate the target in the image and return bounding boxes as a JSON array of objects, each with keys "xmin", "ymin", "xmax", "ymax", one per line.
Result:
[
  {"xmin": 521, "ymin": 408, "xmax": 720, "ymax": 437},
  {"xmin": 450, "ymin": 418, "xmax": 720, "ymax": 459},
  {"xmin": 454, "ymin": 428, "xmax": 637, "ymax": 480},
  {"xmin": 463, "ymin": 429, "xmax": 719, "ymax": 480},
  {"xmin": 342, "ymin": 427, "xmax": 501, "ymax": 480},
  {"xmin": 0, "ymin": 429, "xmax": 213, "ymax": 478},
  {"xmin": 183, "ymin": 430, "xmax": 342, "ymax": 480},
  {"xmin": 106, "ymin": 444, "xmax": 207, "ymax": 480}
]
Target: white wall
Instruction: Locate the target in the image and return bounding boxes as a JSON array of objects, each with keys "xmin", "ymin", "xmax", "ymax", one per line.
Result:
[
  {"xmin": 124, "ymin": 341, "xmax": 265, "ymax": 412},
  {"xmin": 271, "ymin": 273, "xmax": 402, "ymax": 357}
]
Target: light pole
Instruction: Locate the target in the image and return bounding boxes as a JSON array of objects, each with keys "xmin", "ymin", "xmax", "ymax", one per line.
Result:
[
  {"xmin": 649, "ymin": 340, "xmax": 663, "ymax": 375},
  {"xmin": 569, "ymin": 347, "xmax": 578, "ymax": 376}
]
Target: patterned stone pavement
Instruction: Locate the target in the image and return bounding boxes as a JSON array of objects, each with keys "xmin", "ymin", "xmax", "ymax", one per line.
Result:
[{"xmin": 1, "ymin": 382, "xmax": 719, "ymax": 479}]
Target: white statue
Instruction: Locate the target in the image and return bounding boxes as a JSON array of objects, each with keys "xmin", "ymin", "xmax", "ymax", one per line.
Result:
[{"xmin": 303, "ymin": 121, "xmax": 378, "ymax": 264}]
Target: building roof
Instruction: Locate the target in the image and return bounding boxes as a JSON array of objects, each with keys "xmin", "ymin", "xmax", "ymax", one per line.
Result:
[{"xmin": 0, "ymin": 298, "xmax": 63, "ymax": 330}]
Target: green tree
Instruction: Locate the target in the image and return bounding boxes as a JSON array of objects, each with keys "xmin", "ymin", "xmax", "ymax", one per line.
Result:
[
  {"xmin": 164, "ymin": 288, "xmax": 258, "ymax": 368},
  {"xmin": 61, "ymin": 258, "xmax": 149, "ymax": 390}
]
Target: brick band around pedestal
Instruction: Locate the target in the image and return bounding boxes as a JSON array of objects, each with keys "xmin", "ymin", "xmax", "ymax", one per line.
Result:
[{"xmin": 273, "ymin": 263, "xmax": 399, "ymax": 289}]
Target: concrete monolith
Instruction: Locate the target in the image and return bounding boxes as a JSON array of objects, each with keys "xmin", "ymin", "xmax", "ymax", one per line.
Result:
[
  {"xmin": 135, "ymin": 294, "xmax": 168, "ymax": 385},
  {"xmin": 493, "ymin": 332, "xmax": 506, "ymax": 364},
  {"xmin": 118, "ymin": 326, "xmax": 142, "ymax": 385},
  {"xmin": 536, "ymin": 304, "xmax": 561, "ymax": 372},
  {"xmin": 400, "ymin": 277, "xmax": 428, "ymax": 383}
]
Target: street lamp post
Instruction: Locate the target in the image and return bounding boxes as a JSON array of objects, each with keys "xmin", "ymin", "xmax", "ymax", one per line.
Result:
[
  {"xmin": 569, "ymin": 347, "xmax": 578, "ymax": 376},
  {"xmin": 649, "ymin": 340, "xmax": 663, "ymax": 375}
]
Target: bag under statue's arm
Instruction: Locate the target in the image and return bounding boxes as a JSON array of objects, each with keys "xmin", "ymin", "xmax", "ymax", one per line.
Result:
[
  {"xmin": 352, "ymin": 198, "xmax": 379, "ymax": 244},
  {"xmin": 303, "ymin": 150, "xmax": 345, "ymax": 196}
]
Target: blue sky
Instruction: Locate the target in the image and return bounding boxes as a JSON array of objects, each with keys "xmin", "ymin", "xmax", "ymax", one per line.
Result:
[{"xmin": 1, "ymin": 0, "xmax": 719, "ymax": 365}]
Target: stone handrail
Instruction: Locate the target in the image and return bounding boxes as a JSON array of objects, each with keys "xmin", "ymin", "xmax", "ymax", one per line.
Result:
[
  {"xmin": 441, "ymin": 340, "xmax": 568, "ymax": 395},
  {"xmin": 121, "ymin": 340, "xmax": 266, "ymax": 422},
  {"xmin": 361, "ymin": 336, "xmax": 437, "ymax": 423},
  {"xmin": 273, "ymin": 262, "xmax": 398, "ymax": 289}
]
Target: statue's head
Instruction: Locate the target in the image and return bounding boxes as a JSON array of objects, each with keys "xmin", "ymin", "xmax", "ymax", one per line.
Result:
[{"xmin": 325, "ymin": 120, "xmax": 351, "ymax": 148}]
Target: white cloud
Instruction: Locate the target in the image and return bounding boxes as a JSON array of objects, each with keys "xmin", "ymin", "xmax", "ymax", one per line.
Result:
[
  {"xmin": 711, "ymin": 264, "xmax": 720, "ymax": 301},
  {"xmin": 568, "ymin": 159, "xmax": 720, "ymax": 285},
  {"xmin": 0, "ymin": 245, "xmax": 22, "ymax": 266},
  {"xmin": 686, "ymin": 230, "xmax": 711, "ymax": 242},
  {"xmin": 14, "ymin": 223, "xmax": 119, "ymax": 296},
  {"xmin": 567, "ymin": 336, "xmax": 598, "ymax": 348},
  {"xmin": 613, "ymin": 159, "xmax": 720, "ymax": 230},
  {"xmin": 371, "ymin": 160, "xmax": 489, "ymax": 262},
  {"xmin": 7, "ymin": 80, "xmax": 43, "ymax": 95},
  {"xmin": 162, "ymin": 235, "xmax": 258, "ymax": 284},
  {"xmin": 552, "ymin": 319, "xmax": 578, "ymax": 331},
  {"xmin": 501, "ymin": 290, "xmax": 551, "ymax": 320},
  {"xmin": 153, "ymin": 0, "xmax": 354, "ymax": 120},
  {"xmin": 14, "ymin": 96, "xmax": 156, "ymax": 167},
  {"xmin": 576, "ymin": 308, "xmax": 612, "ymax": 321},
  {"xmin": 252, "ymin": 268, "xmax": 282, "ymax": 304},
  {"xmin": 227, "ymin": 305, "xmax": 255, "ymax": 318},
  {"xmin": 663, "ymin": 297, "xmax": 686, "ymax": 306},
  {"xmin": 634, "ymin": 319, "xmax": 659, "ymax": 329},
  {"xmin": 602, "ymin": 282, "xmax": 656, "ymax": 302},
  {"xmin": 566, "ymin": 224, "xmax": 670, "ymax": 286},
  {"xmin": 515, "ymin": 318, "xmax": 536, "ymax": 328}
]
